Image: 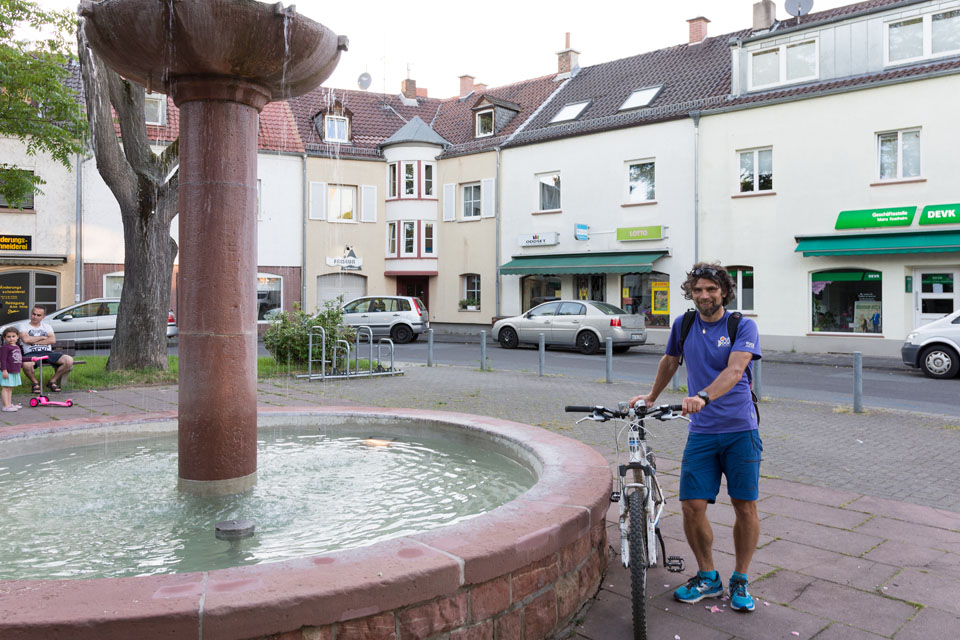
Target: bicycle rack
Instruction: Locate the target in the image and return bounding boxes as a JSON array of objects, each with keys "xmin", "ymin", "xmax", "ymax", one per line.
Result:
[{"xmin": 296, "ymin": 325, "xmax": 403, "ymax": 381}]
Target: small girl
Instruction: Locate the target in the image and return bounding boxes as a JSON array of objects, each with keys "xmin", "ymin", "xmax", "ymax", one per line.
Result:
[{"xmin": 1, "ymin": 326, "xmax": 23, "ymax": 412}]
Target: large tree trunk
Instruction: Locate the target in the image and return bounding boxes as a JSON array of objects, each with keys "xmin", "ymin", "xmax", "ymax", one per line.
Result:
[{"xmin": 78, "ymin": 25, "xmax": 179, "ymax": 371}]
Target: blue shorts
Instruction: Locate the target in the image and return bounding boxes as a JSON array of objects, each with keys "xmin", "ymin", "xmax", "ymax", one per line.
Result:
[{"xmin": 679, "ymin": 430, "xmax": 763, "ymax": 503}]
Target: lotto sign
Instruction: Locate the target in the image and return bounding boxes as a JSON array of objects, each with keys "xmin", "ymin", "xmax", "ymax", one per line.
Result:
[{"xmin": 616, "ymin": 226, "xmax": 663, "ymax": 241}]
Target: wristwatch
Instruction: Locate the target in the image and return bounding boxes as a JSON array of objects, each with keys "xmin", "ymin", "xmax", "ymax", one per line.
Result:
[{"xmin": 697, "ymin": 391, "xmax": 711, "ymax": 406}]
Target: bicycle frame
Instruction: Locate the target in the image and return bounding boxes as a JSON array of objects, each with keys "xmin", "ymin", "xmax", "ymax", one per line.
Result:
[{"xmin": 617, "ymin": 417, "xmax": 664, "ymax": 570}]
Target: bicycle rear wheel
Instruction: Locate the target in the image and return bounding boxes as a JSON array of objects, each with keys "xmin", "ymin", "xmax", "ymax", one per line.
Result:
[{"xmin": 627, "ymin": 492, "xmax": 648, "ymax": 640}]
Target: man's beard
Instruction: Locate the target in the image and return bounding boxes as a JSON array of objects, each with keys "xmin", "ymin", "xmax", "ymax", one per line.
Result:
[{"xmin": 695, "ymin": 299, "xmax": 722, "ymax": 317}]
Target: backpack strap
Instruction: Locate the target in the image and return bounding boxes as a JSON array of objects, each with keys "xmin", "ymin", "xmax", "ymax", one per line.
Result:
[
  {"xmin": 727, "ymin": 311, "xmax": 743, "ymax": 345},
  {"xmin": 677, "ymin": 309, "xmax": 697, "ymax": 366}
]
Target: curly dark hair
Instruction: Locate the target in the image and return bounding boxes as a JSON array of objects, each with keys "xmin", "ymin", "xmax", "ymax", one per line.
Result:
[{"xmin": 680, "ymin": 261, "xmax": 737, "ymax": 307}]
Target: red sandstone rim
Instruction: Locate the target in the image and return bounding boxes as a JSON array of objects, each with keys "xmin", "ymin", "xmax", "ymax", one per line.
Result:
[{"xmin": 0, "ymin": 406, "xmax": 611, "ymax": 639}]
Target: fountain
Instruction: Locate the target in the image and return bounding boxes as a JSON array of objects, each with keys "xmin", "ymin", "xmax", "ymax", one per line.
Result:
[{"xmin": 0, "ymin": 2, "xmax": 613, "ymax": 638}]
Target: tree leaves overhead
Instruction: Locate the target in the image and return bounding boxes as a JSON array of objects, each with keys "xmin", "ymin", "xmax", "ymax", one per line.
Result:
[{"xmin": 0, "ymin": 0, "xmax": 87, "ymax": 207}]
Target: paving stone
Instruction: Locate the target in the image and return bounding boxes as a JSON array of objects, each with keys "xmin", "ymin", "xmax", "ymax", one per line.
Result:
[
  {"xmin": 757, "ymin": 496, "xmax": 872, "ymax": 530},
  {"xmin": 882, "ymin": 567, "xmax": 960, "ymax": 615},
  {"xmin": 756, "ymin": 477, "xmax": 862, "ymax": 509},
  {"xmin": 845, "ymin": 495, "xmax": 960, "ymax": 531},
  {"xmin": 753, "ymin": 540, "xmax": 849, "ymax": 573},
  {"xmin": 574, "ymin": 587, "xmax": 732, "ymax": 640},
  {"xmin": 762, "ymin": 515, "xmax": 884, "ymax": 556},
  {"xmin": 811, "ymin": 622, "xmax": 888, "ymax": 639},
  {"xmin": 893, "ymin": 606, "xmax": 960, "ymax": 640},
  {"xmin": 855, "ymin": 517, "xmax": 960, "ymax": 554},
  {"xmin": 924, "ymin": 550, "xmax": 960, "ymax": 581},
  {"xmin": 798, "ymin": 554, "xmax": 900, "ymax": 592},
  {"xmin": 862, "ymin": 540, "xmax": 948, "ymax": 569},
  {"xmin": 790, "ymin": 579, "xmax": 918, "ymax": 636},
  {"xmin": 751, "ymin": 569, "xmax": 817, "ymax": 605}
]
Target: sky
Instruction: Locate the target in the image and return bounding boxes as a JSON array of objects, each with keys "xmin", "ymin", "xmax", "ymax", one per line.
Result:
[{"xmin": 37, "ymin": 0, "xmax": 853, "ymax": 99}]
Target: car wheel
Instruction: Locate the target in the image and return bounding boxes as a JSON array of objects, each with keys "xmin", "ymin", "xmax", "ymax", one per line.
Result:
[
  {"xmin": 920, "ymin": 345, "xmax": 960, "ymax": 379},
  {"xmin": 498, "ymin": 327, "xmax": 519, "ymax": 349},
  {"xmin": 577, "ymin": 331, "xmax": 600, "ymax": 355},
  {"xmin": 391, "ymin": 324, "xmax": 414, "ymax": 344}
]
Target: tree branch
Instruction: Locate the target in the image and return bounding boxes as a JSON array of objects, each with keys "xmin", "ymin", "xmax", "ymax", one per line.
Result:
[{"xmin": 110, "ymin": 76, "xmax": 162, "ymax": 182}]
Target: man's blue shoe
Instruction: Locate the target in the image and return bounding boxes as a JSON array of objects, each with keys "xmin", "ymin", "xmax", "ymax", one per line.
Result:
[
  {"xmin": 674, "ymin": 571, "xmax": 723, "ymax": 603},
  {"xmin": 729, "ymin": 572, "xmax": 755, "ymax": 612}
]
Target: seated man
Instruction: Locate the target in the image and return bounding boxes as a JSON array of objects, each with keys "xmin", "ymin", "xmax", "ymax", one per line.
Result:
[{"xmin": 17, "ymin": 305, "xmax": 73, "ymax": 393}]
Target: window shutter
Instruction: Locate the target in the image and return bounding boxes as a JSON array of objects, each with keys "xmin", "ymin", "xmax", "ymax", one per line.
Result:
[
  {"xmin": 360, "ymin": 185, "xmax": 377, "ymax": 222},
  {"xmin": 443, "ymin": 183, "xmax": 456, "ymax": 221},
  {"xmin": 309, "ymin": 181, "xmax": 326, "ymax": 220},
  {"xmin": 481, "ymin": 178, "xmax": 495, "ymax": 218}
]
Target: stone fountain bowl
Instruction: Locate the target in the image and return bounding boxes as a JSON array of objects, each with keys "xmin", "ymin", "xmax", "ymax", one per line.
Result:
[{"xmin": 78, "ymin": 0, "xmax": 347, "ymax": 99}]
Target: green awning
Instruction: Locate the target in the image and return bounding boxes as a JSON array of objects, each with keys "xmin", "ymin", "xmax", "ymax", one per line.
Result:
[
  {"xmin": 795, "ymin": 230, "xmax": 960, "ymax": 256},
  {"xmin": 500, "ymin": 251, "xmax": 666, "ymax": 275}
]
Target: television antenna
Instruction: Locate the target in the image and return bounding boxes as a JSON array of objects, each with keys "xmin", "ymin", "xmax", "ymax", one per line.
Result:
[{"xmin": 785, "ymin": 0, "xmax": 814, "ymax": 23}]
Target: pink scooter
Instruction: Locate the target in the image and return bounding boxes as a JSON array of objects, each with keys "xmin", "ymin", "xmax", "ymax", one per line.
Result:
[{"xmin": 28, "ymin": 355, "xmax": 74, "ymax": 408}]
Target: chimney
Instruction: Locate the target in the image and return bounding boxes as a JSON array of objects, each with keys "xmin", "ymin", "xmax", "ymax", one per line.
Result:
[
  {"xmin": 753, "ymin": 0, "xmax": 776, "ymax": 30},
  {"xmin": 459, "ymin": 74, "xmax": 475, "ymax": 98},
  {"xmin": 416, "ymin": 87, "xmax": 428, "ymax": 98},
  {"xmin": 687, "ymin": 16, "xmax": 710, "ymax": 44},
  {"xmin": 474, "ymin": 83, "xmax": 488, "ymax": 94},
  {"xmin": 557, "ymin": 32, "xmax": 580, "ymax": 75},
  {"xmin": 401, "ymin": 78, "xmax": 417, "ymax": 99}
]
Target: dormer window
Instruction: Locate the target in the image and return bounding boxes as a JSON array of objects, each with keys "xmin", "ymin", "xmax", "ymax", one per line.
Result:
[
  {"xmin": 475, "ymin": 109, "xmax": 494, "ymax": 137},
  {"xmin": 324, "ymin": 115, "xmax": 349, "ymax": 143},
  {"xmin": 144, "ymin": 93, "xmax": 166, "ymax": 126},
  {"xmin": 748, "ymin": 39, "xmax": 818, "ymax": 90},
  {"xmin": 885, "ymin": 10, "xmax": 960, "ymax": 66},
  {"xmin": 550, "ymin": 100, "xmax": 590, "ymax": 123},
  {"xmin": 619, "ymin": 86, "xmax": 662, "ymax": 111}
]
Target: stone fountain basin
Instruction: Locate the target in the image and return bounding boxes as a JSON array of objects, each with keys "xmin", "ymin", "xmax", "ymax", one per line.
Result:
[
  {"xmin": 0, "ymin": 407, "xmax": 611, "ymax": 640},
  {"xmin": 79, "ymin": 0, "xmax": 346, "ymax": 98}
]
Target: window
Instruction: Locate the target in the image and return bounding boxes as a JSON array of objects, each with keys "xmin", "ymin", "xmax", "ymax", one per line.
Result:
[
  {"xmin": 521, "ymin": 275, "xmax": 562, "ymax": 312},
  {"xmin": 0, "ymin": 169, "xmax": 36, "ymax": 209},
  {"xmin": 620, "ymin": 272, "xmax": 670, "ymax": 327},
  {"xmin": 811, "ymin": 270, "xmax": 882, "ymax": 333},
  {"xmin": 401, "ymin": 221, "xmax": 416, "ymax": 256},
  {"xmin": 529, "ymin": 301, "xmax": 561, "ymax": 317},
  {"xmin": 557, "ymin": 301, "xmax": 586, "ymax": 316},
  {"xmin": 551, "ymin": 101, "xmax": 590, "ymax": 123},
  {"xmin": 324, "ymin": 115, "xmax": 349, "ymax": 142},
  {"xmin": 401, "ymin": 161, "xmax": 417, "ymax": 198},
  {"xmin": 0, "ymin": 270, "xmax": 59, "ymax": 323},
  {"xmin": 475, "ymin": 109, "xmax": 494, "ymax": 137},
  {"xmin": 462, "ymin": 274, "xmax": 481, "ymax": 309},
  {"xmin": 144, "ymin": 93, "xmax": 166, "ymax": 126},
  {"xmin": 327, "ymin": 185, "xmax": 357, "ymax": 222},
  {"xmin": 739, "ymin": 148, "xmax": 773, "ymax": 193},
  {"xmin": 619, "ymin": 86, "xmax": 662, "ymax": 111},
  {"xmin": 386, "ymin": 221, "xmax": 397, "ymax": 255},
  {"xmin": 422, "ymin": 163, "xmax": 435, "ymax": 197},
  {"xmin": 388, "ymin": 163, "xmax": 398, "ymax": 199},
  {"xmin": 103, "ymin": 272, "xmax": 124, "ymax": 297},
  {"xmin": 749, "ymin": 39, "xmax": 817, "ymax": 89},
  {"xmin": 576, "ymin": 274, "xmax": 605, "ymax": 302},
  {"xmin": 422, "ymin": 222, "xmax": 435, "ymax": 255},
  {"xmin": 538, "ymin": 172, "xmax": 561, "ymax": 211},
  {"xmin": 626, "ymin": 160, "xmax": 655, "ymax": 202},
  {"xmin": 256, "ymin": 273, "xmax": 282, "ymax": 322},
  {"xmin": 726, "ymin": 267, "xmax": 755, "ymax": 313},
  {"xmin": 887, "ymin": 10, "xmax": 960, "ymax": 65},
  {"xmin": 463, "ymin": 183, "xmax": 481, "ymax": 218},
  {"xmin": 877, "ymin": 129, "xmax": 920, "ymax": 180}
]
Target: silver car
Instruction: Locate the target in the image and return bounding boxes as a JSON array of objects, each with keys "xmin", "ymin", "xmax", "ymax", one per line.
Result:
[
  {"xmin": 341, "ymin": 296, "xmax": 429, "ymax": 344},
  {"xmin": 41, "ymin": 298, "xmax": 178, "ymax": 344},
  {"xmin": 493, "ymin": 300, "xmax": 647, "ymax": 354}
]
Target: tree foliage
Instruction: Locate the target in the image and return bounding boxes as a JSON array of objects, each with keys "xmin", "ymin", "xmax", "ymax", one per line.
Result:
[{"xmin": 0, "ymin": 0, "xmax": 86, "ymax": 206}]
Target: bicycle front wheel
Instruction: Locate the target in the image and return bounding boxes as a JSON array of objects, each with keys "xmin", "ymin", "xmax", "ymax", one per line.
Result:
[{"xmin": 627, "ymin": 492, "xmax": 648, "ymax": 640}]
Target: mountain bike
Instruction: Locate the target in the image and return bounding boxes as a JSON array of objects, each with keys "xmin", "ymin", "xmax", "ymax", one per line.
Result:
[{"xmin": 565, "ymin": 402, "xmax": 687, "ymax": 640}]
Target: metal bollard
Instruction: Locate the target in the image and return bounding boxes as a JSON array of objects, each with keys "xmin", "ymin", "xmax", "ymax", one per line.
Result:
[
  {"xmin": 427, "ymin": 328, "xmax": 434, "ymax": 367},
  {"xmin": 853, "ymin": 351, "xmax": 863, "ymax": 413},
  {"xmin": 605, "ymin": 337, "xmax": 613, "ymax": 384},
  {"xmin": 480, "ymin": 330, "xmax": 487, "ymax": 371},
  {"xmin": 538, "ymin": 333, "xmax": 545, "ymax": 377},
  {"xmin": 753, "ymin": 358, "xmax": 762, "ymax": 399}
]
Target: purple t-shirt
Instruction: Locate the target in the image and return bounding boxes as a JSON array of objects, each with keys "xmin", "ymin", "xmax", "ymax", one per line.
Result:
[
  {"xmin": 1, "ymin": 343, "xmax": 22, "ymax": 374},
  {"xmin": 665, "ymin": 311, "xmax": 762, "ymax": 434}
]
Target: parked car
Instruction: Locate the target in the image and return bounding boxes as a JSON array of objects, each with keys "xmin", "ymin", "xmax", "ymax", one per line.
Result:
[
  {"xmin": 901, "ymin": 309, "xmax": 960, "ymax": 379},
  {"xmin": 492, "ymin": 300, "xmax": 647, "ymax": 354},
  {"xmin": 33, "ymin": 298, "xmax": 178, "ymax": 345},
  {"xmin": 341, "ymin": 296, "xmax": 429, "ymax": 344}
]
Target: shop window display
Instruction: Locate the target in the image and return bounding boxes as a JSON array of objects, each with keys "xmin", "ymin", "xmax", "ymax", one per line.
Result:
[
  {"xmin": 811, "ymin": 270, "xmax": 882, "ymax": 333},
  {"xmin": 621, "ymin": 272, "xmax": 670, "ymax": 328},
  {"xmin": 521, "ymin": 275, "xmax": 561, "ymax": 312}
]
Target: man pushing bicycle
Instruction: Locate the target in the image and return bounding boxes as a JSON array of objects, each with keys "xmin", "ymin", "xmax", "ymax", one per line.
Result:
[{"xmin": 629, "ymin": 261, "xmax": 762, "ymax": 612}]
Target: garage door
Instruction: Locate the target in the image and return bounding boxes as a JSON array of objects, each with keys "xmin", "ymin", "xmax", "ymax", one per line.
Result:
[{"xmin": 316, "ymin": 273, "xmax": 367, "ymax": 308}]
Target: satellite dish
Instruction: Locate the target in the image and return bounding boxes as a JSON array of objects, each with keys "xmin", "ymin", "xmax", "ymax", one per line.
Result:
[
  {"xmin": 357, "ymin": 72, "xmax": 372, "ymax": 90},
  {"xmin": 785, "ymin": 0, "xmax": 813, "ymax": 17}
]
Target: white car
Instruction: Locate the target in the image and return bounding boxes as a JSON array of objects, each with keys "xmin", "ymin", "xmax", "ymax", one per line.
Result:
[
  {"xmin": 341, "ymin": 296, "xmax": 429, "ymax": 344},
  {"xmin": 492, "ymin": 300, "xmax": 647, "ymax": 354},
  {"xmin": 37, "ymin": 298, "xmax": 178, "ymax": 345},
  {"xmin": 901, "ymin": 309, "xmax": 960, "ymax": 379}
]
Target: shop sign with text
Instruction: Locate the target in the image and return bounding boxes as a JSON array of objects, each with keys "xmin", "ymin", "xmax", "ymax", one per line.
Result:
[
  {"xmin": 518, "ymin": 232, "xmax": 559, "ymax": 247},
  {"xmin": 326, "ymin": 256, "xmax": 362, "ymax": 270},
  {"xmin": 834, "ymin": 207, "xmax": 916, "ymax": 229},
  {"xmin": 919, "ymin": 204, "xmax": 960, "ymax": 225},
  {"xmin": 616, "ymin": 225, "xmax": 663, "ymax": 242},
  {"xmin": 574, "ymin": 224, "xmax": 589, "ymax": 241},
  {"xmin": 0, "ymin": 235, "xmax": 31, "ymax": 251}
]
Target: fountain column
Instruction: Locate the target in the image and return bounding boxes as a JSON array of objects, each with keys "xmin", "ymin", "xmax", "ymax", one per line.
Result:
[{"xmin": 174, "ymin": 78, "xmax": 270, "ymax": 494}]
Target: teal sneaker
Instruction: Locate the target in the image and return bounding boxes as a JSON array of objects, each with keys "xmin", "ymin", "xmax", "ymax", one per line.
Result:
[
  {"xmin": 674, "ymin": 571, "xmax": 723, "ymax": 603},
  {"xmin": 728, "ymin": 572, "xmax": 755, "ymax": 612}
]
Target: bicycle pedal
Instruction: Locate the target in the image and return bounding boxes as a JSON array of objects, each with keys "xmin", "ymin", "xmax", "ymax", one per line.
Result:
[
  {"xmin": 609, "ymin": 491, "xmax": 621, "ymax": 503},
  {"xmin": 666, "ymin": 556, "xmax": 685, "ymax": 572}
]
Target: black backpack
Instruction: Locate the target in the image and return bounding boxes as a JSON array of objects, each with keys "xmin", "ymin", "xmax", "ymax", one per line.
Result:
[{"xmin": 677, "ymin": 309, "xmax": 760, "ymax": 424}]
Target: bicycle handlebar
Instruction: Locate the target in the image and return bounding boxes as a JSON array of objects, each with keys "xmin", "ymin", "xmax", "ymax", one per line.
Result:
[{"xmin": 564, "ymin": 403, "xmax": 684, "ymax": 421}]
